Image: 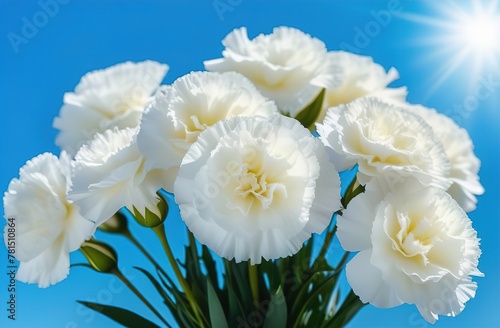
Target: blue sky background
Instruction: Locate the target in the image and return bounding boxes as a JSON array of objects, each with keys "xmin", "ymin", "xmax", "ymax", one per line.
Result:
[{"xmin": 0, "ymin": 0, "xmax": 499, "ymax": 327}]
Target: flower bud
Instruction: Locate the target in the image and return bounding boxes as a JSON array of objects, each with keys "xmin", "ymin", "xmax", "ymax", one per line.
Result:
[
  {"xmin": 80, "ymin": 239, "xmax": 118, "ymax": 273},
  {"xmin": 98, "ymin": 211, "xmax": 129, "ymax": 234},
  {"xmin": 132, "ymin": 192, "xmax": 169, "ymax": 228}
]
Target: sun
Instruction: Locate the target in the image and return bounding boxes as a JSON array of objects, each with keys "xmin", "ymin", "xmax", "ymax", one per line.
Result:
[
  {"xmin": 452, "ymin": 2, "xmax": 500, "ymax": 64},
  {"xmin": 462, "ymin": 19, "xmax": 499, "ymax": 51},
  {"xmin": 401, "ymin": 1, "xmax": 500, "ymax": 94}
]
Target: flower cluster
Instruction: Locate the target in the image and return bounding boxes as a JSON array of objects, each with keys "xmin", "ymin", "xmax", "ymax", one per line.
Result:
[
  {"xmin": 316, "ymin": 95, "xmax": 483, "ymax": 321},
  {"xmin": 3, "ymin": 26, "xmax": 483, "ymax": 325}
]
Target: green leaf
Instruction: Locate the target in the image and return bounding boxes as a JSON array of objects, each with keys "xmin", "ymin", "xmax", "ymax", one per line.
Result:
[
  {"xmin": 79, "ymin": 239, "xmax": 118, "ymax": 273},
  {"xmin": 133, "ymin": 267, "xmax": 171, "ymax": 307},
  {"xmin": 183, "ymin": 237, "xmax": 207, "ymax": 311},
  {"xmin": 224, "ymin": 260, "xmax": 253, "ymax": 315},
  {"xmin": 201, "ymin": 245, "xmax": 218, "ymax": 288},
  {"xmin": 292, "ymin": 273, "xmax": 342, "ymax": 328},
  {"xmin": 226, "ymin": 281, "xmax": 247, "ymax": 327},
  {"xmin": 77, "ymin": 301, "xmax": 161, "ymax": 328},
  {"xmin": 207, "ymin": 279, "xmax": 229, "ymax": 328},
  {"xmin": 324, "ymin": 290, "xmax": 366, "ymax": 327},
  {"xmin": 290, "ymin": 271, "xmax": 323, "ymax": 316},
  {"xmin": 156, "ymin": 269, "xmax": 202, "ymax": 327},
  {"xmin": 185, "ymin": 231, "xmax": 202, "ymax": 282},
  {"xmin": 294, "ymin": 88, "xmax": 326, "ymax": 130},
  {"xmin": 259, "ymin": 259, "xmax": 280, "ymax": 292},
  {"xmin": 324, "ymin": 287, "xmax": 340, "ymax": 322},
  {"xmin": 263, "ymin": 286, "xmax": 287, "ymax": 328}
]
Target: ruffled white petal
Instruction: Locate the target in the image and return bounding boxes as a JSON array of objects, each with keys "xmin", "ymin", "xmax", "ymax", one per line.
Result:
[
  {"xmin": 319, "ymin": 51, "xmax": 407, "ymax": 122},
  {"xmin": 404, "ymin": 104, "xmax": 484, "ymax": 211},
  {"xmin": 337, "ymin": 190, "xmax": 382, "ymax": 251},
  {"xmin": 70, "ymin": 128, "xmax": 168, "ymax": 225},
  {"xmin": 205, "ymin": 27, "xmax": 341, "ymax": 116},
  {"xmin": 137, "ymin": 71, "xmax": 278, "ymax": 192},
  {"xmin": 316, "ymin": 111, "xmax": 358, "ymax": 172},
  {"xmin": 3, "ymin": 153, "xmax": 93, "ymax": 287},
  {"xmin": 302, "ymin": 142, "xmax": 342, "ymax": 234},
  {"xmin": 317, "ymin": 98, "xmax": 451, "ymax": 189},
  {"xmin": 340, "ymin": 179, "xmax": 482, "ymax": 323},
  {"xmin": 346, "ymin": 249, "xmax": 403, "ymax": 308},
  {"xmin": 16, "ymin": 239, "xmax": 69, "ymax": 288},
  {"xmin": 53, "ymin": 61, "xmax": 169, "ymax": 155},
  {"xmin": 174, "ymin": 115, "xmax": 341, "ymax": 264},
  {"xmin": 414, "ymin": 275, "xmax": 478, "ymax": 324}
]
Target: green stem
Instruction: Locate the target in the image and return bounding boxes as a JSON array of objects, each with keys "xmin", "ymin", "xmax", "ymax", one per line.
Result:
[
  {"xmin": 188, "ymin": 230, "xmax": 197, "ymax": 247},
  {"xmin": 123, "ymin": 230, "xmax": 168, "ymax": 277},
  {"xmin": 112, "ymin": 268, "xmax": 170, "ymax": 327},
  {"xmin": 317, "ymin": 225, "xmax": 338, "ymax": 260},
  {"xmin": 315, "ymin": 175, "xmax": 363, "ymax": 264},
  {"xmin": 336, "ymin": 251, "xmax": 350, "ymax": 272},
  {"xmin": 248, "ymin": 262, "xmax": 259, "ymax": 306},
  {"xmin": 153, "ymin": 224, "xmax": 205, "ymax": 326}
]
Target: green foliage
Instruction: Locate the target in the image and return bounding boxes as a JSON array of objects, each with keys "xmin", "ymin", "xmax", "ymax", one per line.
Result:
[
  {"xmin": 294, "ymin": 88, "xmax": 326, "ymax": 130},
  {"xmin": 79, "ymin": 177, "xmax": 366, "ymax": 327},
  {"xmin": 207, "ymin": 279, "xmax": 229, "ymax": 328},
  {"xmin": 77, "ymin": 301, "xmax": 161, "ymax": 328},
  {"xmin": 263, "ymin": 286, "xmax": 287, "ymax": 328}
]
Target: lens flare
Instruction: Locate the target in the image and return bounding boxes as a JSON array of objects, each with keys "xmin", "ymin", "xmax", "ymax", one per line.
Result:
[
  {"xmin": 401, "ymin": 1, "xmax": 500, "ymax": 94},
  {"xmin": 462, "ymin": 19, "xmax": 499, "ymax": 51}
]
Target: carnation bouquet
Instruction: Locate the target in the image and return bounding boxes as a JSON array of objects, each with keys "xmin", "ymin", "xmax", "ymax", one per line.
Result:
[{"xmin": 3, "ymin": 25, "xmax": 484, "ymax": 328}]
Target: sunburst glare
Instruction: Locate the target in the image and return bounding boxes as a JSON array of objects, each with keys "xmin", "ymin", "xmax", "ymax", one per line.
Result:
[{"xmin": 401, "ymin": 0, "xmax": 500, "ymax": 95}]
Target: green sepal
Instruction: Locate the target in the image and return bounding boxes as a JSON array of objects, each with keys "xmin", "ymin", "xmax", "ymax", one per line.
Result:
[
  {"xmin": 133, "ymin": 192, "xmax": 169, "ymax": 228},
  {"xmin": 341, "ymin": 176, "xmax": 365, "ymax": 209}
]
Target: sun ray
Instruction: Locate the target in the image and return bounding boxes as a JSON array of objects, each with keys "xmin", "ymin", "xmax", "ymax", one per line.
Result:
[{"xmin": 400, "ymin": 1, "xmax": 500, "ymax": 96}]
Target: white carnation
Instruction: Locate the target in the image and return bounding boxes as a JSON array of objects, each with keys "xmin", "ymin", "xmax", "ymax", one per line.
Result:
[
  {"xmin": 137, "ymin": 71, "xmax": 277, "ymax": 192},
  {"xmin": 174, "ymin": 115, "xmax": 341, "ymax": 264},
  {"xmin": 3, "ymin": 153, "xmax": 94, "ymax": 287},
  {"xmin": 53, "ymin": 61, "xmax": 169, "ymax": 155},
  {"xmin": 316, "ymin": 98, "xmax": 451, "ymax": 189},
  {"xmin": 69, "ymin": 128, "xmax": 168, "ymax": 226},
  {"xmin": 205, "ymin": 27, "xmax": 340, "ymax": 117},
  {"xmin": 405, "ymin": 104, "xmax": 484, "ymax": 212},
  {"xmin": 319, "ymin": 51, "xmax": 407, "ymax": 121},
  {"xmin": 337, "ymin": 180, "xmax": 483, "ymax": 323}
]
